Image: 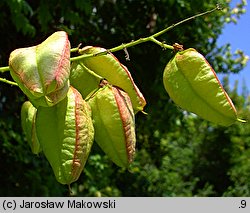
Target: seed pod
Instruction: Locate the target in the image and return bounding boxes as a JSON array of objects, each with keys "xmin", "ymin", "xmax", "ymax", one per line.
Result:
[
  {"xmin": 79, "ymin": 46, "xmax": 146, "ymax": 113},
  {"xmin": 9, "ymin": 31, "xmax": 71, "ymax": 107},
  {"xmin": 163, "ymin": 48, "xmax": 239, "ymax": 126},
  {"xmin": 70, "ymin": 61, "xmax": 101, "ymax": 98},
  {"xmin": 21, "ymin": 101, "xmax": 41, "ymax": 155},
  {"xmin": 36, "ymin": 86, "xmax": 94, "ymax": 185},
  {"xmin": 88, "ymin": 83, "xmax": 136, "ymax": 167}
]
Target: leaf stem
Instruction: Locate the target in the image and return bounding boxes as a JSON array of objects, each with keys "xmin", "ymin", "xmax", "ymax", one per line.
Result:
[
  {"xmin": 70, "ymin": 47, "xmax": 79, "ymax": 53},
  {"xmin": 79, "ymin": 63, "xmax": 103, "ymax": 81},
  {"xmin": 0, "ymin": 77, "xmax": 18, "ymax": 86},
  {"xmin": 0, "ymin": 66, "xmax": 10, "ymax": 73},
  {"xmin": 70, "ymin": 36, "xmax": 173, "ymax": 62},
  {"xmin": 149, "ymin": 37, "xmax": 174, "ymax": 50}
]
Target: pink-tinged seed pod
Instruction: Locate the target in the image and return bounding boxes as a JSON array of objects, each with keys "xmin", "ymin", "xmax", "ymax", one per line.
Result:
[
  {"xmin": 9, "ymin": 31, "xmax": 71, "ymax": 107},
  {"xmin": 36, "ymin": 86, "xmax": 94, "ymax": 185},
  {"xmin": 79, "ymin": 46, "xmax": 146, "ymax": 114},
  {"xmin": 88, "ymin": 83, "xmax": 136, "ymax": 167},
  {"xmin": 163, "ymin": 48, "xmax": 243, "ymax": 126}
]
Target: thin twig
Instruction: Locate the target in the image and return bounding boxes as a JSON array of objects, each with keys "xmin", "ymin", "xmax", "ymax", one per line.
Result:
[
  {"xmin": 70, "ymin": 5, "xmax": 220, "ymax": 61},
  {"xmin": 0, "ymin": 5, "xmax": 220, "ymax": 86},
  {"xmin": 0, "ymin": 66, "xmax": 10, "ymax": 73},
  {"xmin": 0, "ymin": 77, "xmax": 18, "ymax": 86},
  {"xmin": 152, "ymin": 6, "xmax": 220, "ymax": 38}
]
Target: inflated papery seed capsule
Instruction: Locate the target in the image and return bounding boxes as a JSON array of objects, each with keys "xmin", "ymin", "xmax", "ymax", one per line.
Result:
[
  {"xmin": 9, "ymin": 31, "xmax": 70, "ymax": 107},
  {"xmin": 88, "ymin": 83, "xmax": 136, "ymax": 167},
  {"xmin": 79, "ymin": 46, "xmax": 146, "ymax": 113},
  {"xmin": 163, "ymin": 48, "xmax": 240, "ymax": 126},
  {"xmin": 70, "ymin": 61, "xmax": 101, "ymax": 98},
  {"xmin": 21, "ymin": 101, "xmax": 41, "ymax": 155},
  {"xmin": 36, "ymin": 86, "xmax": 94, "ymax": 185}
]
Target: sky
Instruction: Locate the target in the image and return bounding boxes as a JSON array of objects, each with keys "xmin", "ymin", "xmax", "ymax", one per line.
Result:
[{"xmin": 217, "ymin": 0, "xmax": 250, "ymax": 95}]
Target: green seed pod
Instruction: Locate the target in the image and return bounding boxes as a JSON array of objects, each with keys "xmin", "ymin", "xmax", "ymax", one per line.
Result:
[
  {"xmin": 163, "ymin": 48, "xmax": 240, "ymax": 126},
  {"xmin": 21, "ymin": 101, "xmax": 41, "ymax": 155},
  {"xmin": 88, "ymin": 83, "xmax": 136, "ymax": 167},
  {"xmin": 70, "ymin": 61, "xmax": 101, "ymax": 98},
  {"xmin": 79, "ymin": 46, "xmax": 146, "ymax": 113},
  {"xmin": 36, "ymin": 86, "xmax": 94, "ymax": 185},
  {"xmin": 9, "ymin": 31, "xmax": 71, "ymax": 107}
]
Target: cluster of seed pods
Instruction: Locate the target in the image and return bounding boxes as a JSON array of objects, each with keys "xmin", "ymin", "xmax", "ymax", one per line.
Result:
[
  {"xmin": 9, "ymin": 31, "xmax": 146, "ymax": 185},
  {"xmin": 9, "ymin": 31, "xmax": 243, "ymax": 185}
]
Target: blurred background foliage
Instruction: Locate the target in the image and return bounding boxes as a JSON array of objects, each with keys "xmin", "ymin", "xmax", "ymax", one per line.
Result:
[{"xmin": 0, "ymin": 0, "xmax": 249, "ymax": 196}]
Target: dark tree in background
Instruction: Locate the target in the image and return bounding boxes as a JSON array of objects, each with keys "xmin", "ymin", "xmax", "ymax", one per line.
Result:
[{"xmin": 0, "ymin": 0, "xmax": 249, "ymax": 196}]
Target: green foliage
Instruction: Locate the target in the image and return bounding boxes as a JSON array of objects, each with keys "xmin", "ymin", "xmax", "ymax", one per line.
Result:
[
  {"xmin": 0, "ymin": 0, "xmax": 250, "ymax": 196},
  {"xmin": 5, "ymin": 0, "xmax": 35, "ymax": 36}
]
